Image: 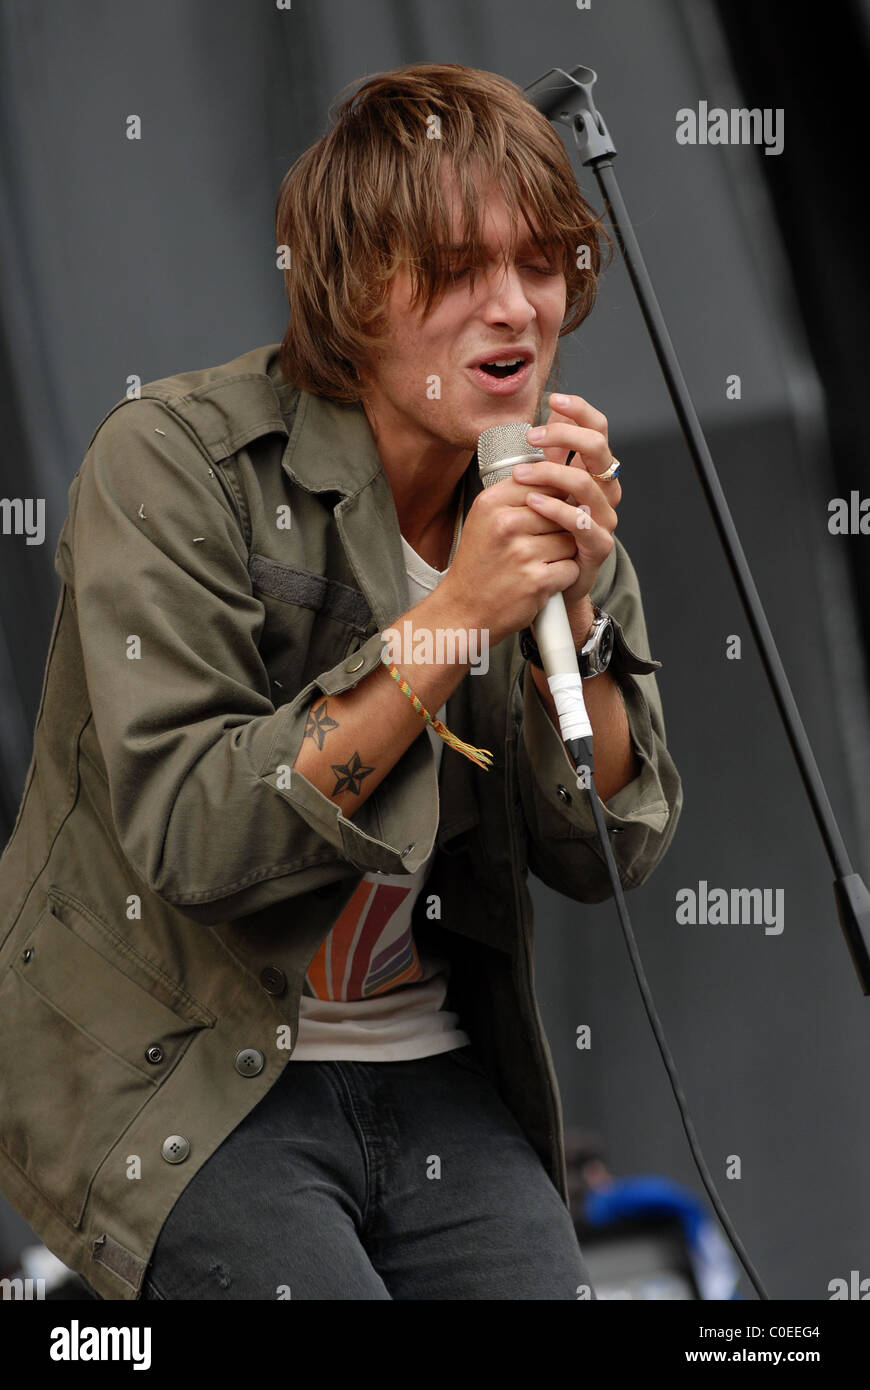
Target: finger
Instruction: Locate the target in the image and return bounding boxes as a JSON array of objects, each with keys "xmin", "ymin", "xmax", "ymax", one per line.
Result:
[
  {"xmin": 506, "ymin": 476, "xmax": 618, "ymax": 530},
  {"xmin": 527, "ymin": 426, "xmax": 621, "ymax": 504},
  {"xmin": 512, "ymin": 462, "xmax": 619, "ymax": 528},
  {"xmin": 493, "ymin": 482, "xmax": 589, "ymax": 537},
  {"xmin": 515, "ymin": 455, "xmax": 620, "ymax": 508},
  {"xmin": 582, "ymin": 465, "xmax": 621, "ymax": 509},
  {"xmin": 524, "ymin": 488, "xmax": 618, "ymax": 541},
  {"xmin": 546, "ymin": 392, "xmax": 609, "ymax": 438},
  {"xmin": 527, "ymin": 418, "xmax": 575, "ymax": 468},
  {"xmin": 526, "ymin": 424, "xmax": 611, "ymax": 475},
  {"xmin": 529, "ymin": 506, "xmax": 615, "ymax": 572},
  {"xmin": 535, "ymin": 530, "xmax": 584, "ymax": 564},
  {"xmin": 561, "ymin": 516, "xmax": 615, "ymax": 569}
]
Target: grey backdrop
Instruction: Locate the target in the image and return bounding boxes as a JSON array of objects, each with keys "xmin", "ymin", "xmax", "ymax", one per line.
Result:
[{"xmin": 1, "ymin": 0, "xmax": 869, "ymax": 1299}]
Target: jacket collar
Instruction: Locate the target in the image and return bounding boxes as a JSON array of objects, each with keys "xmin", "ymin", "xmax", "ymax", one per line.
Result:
[{"xmin": 272, "ymin": 366, "xmax": 484, "ymax": 631}]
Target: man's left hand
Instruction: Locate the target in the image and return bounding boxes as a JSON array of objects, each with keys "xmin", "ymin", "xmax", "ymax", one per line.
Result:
[{"xmin": 514, "ymin": 391, "xmax": 621, "ymax": 617}]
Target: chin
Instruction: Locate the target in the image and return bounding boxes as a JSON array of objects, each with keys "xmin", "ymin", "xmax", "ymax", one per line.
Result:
[{"xmin": 458, "ymin": 387, "xmax": 540, "ymax": 445}]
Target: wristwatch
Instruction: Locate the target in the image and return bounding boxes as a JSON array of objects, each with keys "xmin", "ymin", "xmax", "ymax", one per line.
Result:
[
  {"xmin": 519, "ymin": 605, "xmax": 662, "ymax": 679},
  {"xmin": 519, "ymin": 606, "xmax": 614, "ymax": 678}
]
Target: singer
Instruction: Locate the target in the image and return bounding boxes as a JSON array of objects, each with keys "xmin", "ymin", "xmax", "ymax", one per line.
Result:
[{"xmin": 0, "ymin": 63, "xmax": 682, "ymax": 1300}]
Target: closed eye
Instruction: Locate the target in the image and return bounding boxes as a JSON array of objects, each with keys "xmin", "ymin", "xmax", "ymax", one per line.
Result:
[{"xmin": 449, "ymin": 263, "xmax": 557, "ymax": 281}]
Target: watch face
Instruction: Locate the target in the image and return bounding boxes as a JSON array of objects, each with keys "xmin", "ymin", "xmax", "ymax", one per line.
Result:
[{"xmin": 598, "ymin": 622, "xmax": 615, "ymax": 668}]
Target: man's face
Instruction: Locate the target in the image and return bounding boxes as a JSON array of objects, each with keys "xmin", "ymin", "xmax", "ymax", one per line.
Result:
[{"xmin": 357, "ymin": 167, "xmax": 568, "ymax": 456}]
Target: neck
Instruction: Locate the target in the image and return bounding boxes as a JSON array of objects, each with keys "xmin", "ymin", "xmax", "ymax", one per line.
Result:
[{"xmin": 361, "ymin": 400, "xmax": 472, "ymax": 560}]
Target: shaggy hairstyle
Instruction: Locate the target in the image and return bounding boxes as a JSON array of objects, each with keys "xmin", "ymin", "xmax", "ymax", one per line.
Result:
[{"xmin": 275, "ymin": 62, "xmax": 612, "ymax": 402}]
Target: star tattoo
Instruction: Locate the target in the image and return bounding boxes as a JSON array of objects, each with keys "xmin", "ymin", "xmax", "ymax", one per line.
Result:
[
  {"xmin": 330, "ymin": 751, "xmax": 375, "ymax": 796},
  {"xmin": 304, "ymin": 699, "xmax": 339, "ymax": 750}
]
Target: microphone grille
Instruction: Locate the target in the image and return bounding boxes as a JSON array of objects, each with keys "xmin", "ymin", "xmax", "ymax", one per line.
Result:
[{"xmin": 477, "ymin": 421, "xmax": 546, "ymax": 471}]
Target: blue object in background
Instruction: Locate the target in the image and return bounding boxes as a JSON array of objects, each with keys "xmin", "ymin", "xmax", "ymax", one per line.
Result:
[{"xmin": 584, "ymin": 1177, "xmax": 742, "ymax": 1300}]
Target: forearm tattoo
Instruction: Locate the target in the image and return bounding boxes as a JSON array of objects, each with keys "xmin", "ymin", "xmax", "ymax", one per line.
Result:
[
  {"xmin": 303, "ymin": 698, "xmax": 339, "ymax": 749},
  {"xmin": 329, "ymin": 752, "xmax": 375, "ymax": 797},
  {"xmin": 303, "ymin": 698, "xmax": 375, "ymax": 797}
]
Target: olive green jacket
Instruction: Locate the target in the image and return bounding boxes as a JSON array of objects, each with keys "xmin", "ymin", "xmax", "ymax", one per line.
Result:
[{"xmin": 0, "ymin": 343, "xmax": 682, "ymax": 1300}]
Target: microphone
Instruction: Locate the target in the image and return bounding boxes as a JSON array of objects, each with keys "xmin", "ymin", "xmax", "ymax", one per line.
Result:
[{"xmin": 477, "ymin": 421, "xmax": 594, "ymax": 773}]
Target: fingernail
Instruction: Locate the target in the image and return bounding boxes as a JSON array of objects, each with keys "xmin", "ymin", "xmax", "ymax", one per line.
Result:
[
  {"xmin": 549, "ymin": 393, "xmax": 569, "ymax": 406},
  {"xmin": 526, "ymin": 426, "xmax": 546, "ymax": 442},
  {"xmin": 513, "ymin": 463, "xmax": 532, "ymax": 478}
]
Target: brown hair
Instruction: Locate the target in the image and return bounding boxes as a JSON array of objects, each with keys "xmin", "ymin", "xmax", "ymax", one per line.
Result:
[{"xmin": 275, "ymin": 62, "xmax": 612, "ymax": 402}]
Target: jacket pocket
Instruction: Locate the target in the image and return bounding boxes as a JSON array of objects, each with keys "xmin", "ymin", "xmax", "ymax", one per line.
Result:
[
  {"xmin": 0, "ymin": 897, "xmax": 211, "ymax": 1230},
  {"xmin": 249, "ymin": 553, "xmax": 373, "ymax": 694}
]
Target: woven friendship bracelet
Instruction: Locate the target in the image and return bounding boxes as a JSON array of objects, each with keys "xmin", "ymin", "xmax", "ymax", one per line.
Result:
[{"xmin": 380, "ymin": 653, "xmax": 494, "ymax": 770}]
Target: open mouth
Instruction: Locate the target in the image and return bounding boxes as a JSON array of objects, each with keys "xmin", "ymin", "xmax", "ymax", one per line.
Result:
[
  {"xmin": 466, "ymin": 354, "xmax": 534, "ymax": 395},
  {"xmin": 478, "ymin": 356, "xmax": 527, "ymax": 379}
]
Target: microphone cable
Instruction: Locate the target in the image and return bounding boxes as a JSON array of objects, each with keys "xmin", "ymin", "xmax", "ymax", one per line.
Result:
[
  {"xmin": 478, "ymin": 419, "xmax": 769, "ymax": 1298},
  {"xmin": 565, "ymin": 731, "xmax": 769, "ymax": 1301}
]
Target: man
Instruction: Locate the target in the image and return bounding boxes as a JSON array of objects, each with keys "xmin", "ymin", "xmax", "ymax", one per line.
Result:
[{"xmin": 0, "ymin": 62, "xmax": 681, "ymax": 1300}]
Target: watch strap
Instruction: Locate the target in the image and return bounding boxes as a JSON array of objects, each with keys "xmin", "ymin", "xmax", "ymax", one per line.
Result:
[{"xmin": 519, "ymin": 611, "xmax": 661, "ymax": 677}]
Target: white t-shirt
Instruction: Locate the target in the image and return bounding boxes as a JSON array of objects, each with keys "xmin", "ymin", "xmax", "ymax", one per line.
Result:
[{"xmin": 290, "ymin": 516, "xmax": 471, "ymax": 1061}]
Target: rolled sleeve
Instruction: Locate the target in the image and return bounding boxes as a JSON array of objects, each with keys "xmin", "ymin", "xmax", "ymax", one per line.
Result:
[
  {"xmin": 516, "ymin": 537, "xmax": 683, "ymax": 902},
  {"xmin": 256, "ymin": 627, "xmax": 439, "ymax": 879},
  {"xmin": 66, "ymin": 398, "xmax": 437, "ymax": 926}
]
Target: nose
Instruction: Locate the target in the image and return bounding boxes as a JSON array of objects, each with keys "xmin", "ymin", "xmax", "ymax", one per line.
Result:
[{"xmin": 478, "ymin": 260, "xmax": 537, "ymax": 333}]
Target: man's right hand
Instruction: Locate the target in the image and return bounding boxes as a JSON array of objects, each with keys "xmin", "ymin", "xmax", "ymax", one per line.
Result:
[{"xmin": 441, "ymin": 475, "xmax": 582, "ymax": 647}]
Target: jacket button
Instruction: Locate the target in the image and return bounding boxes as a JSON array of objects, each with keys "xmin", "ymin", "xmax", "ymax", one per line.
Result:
[
  {"xmin": 260, "ymin": 966, "xmax": 287, "ymax": 996},
  {"xmin": 21, "ymin": 947, "xmax": 34, "ymax": 964},
  {"xmin": 556, "ymin": 785, "xmax": 572, "ymax": 804},
  {"xmin": 235, "ymin": 1048, "xmax": 265, "ymax": 1076},
  {"xmin": 400, "ymin": 843, "xmax": 415, "ymax": 858},
  {"xmin": 161, "ymin": 1135, "xmax": 190, "ymax": 1164},
  {"xmin": 145, "ymin": 1044, "xmax": 165, "ymax": 1064},
  {"xmin": 344, "ymin": 652, "xmax": 365, "ymax": 672}
]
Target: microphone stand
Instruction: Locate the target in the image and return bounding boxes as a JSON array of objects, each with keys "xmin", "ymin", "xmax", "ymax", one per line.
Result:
[{"xmin": 524, "ymin": 65, "xmax": 870, "ymax": 995}]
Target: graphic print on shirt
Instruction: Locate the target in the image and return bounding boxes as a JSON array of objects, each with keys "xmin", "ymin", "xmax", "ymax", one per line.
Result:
[{"xmin": 305, "ymin": 877, "xmax": 426, "ymax": 1000}]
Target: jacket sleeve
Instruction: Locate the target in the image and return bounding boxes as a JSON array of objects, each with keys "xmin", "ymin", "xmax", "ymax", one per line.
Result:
[
  {"xmin": 63, "ymin": 398, "xmax": 438, "ymax": 925},
  {"xmin": 515, "ymin": 535, "xmax": 683, "ymax": 902}
]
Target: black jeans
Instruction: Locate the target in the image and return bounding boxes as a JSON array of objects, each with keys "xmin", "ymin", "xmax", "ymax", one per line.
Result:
[{"xmin": 139, "ymin": 1046, "xmax": 595, "ymax": 1300}]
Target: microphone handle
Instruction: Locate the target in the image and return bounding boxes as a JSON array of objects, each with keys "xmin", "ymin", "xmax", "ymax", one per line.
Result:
[
  {"xmin": 477, "ymin": 451, "xmax": 593, "ymax": 746},
  {"xmin": 534, "ymin": 591, "xmax": 593, "ymax": 744}
]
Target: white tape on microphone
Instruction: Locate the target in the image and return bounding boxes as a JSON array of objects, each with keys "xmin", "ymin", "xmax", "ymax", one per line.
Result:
[{"xmin": 546, "ymin": 672, "xmax": 594, "ymax": 742}]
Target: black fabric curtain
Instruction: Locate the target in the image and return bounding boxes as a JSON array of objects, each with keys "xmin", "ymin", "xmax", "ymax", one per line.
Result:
[{"xmin": 715, "ymin": 0, "xmax": 870, "ymax": 658}]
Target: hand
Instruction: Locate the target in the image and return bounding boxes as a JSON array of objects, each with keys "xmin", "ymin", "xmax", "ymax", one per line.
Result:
[{"xmin": 515, "ymin": 392, "xmax": 621, "ymax": 610}]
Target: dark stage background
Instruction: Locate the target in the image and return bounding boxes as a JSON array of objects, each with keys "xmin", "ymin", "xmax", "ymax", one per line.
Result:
[{"xmin": 1, "ymin": 0, "xmax": 869, "ymax": 1299}]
